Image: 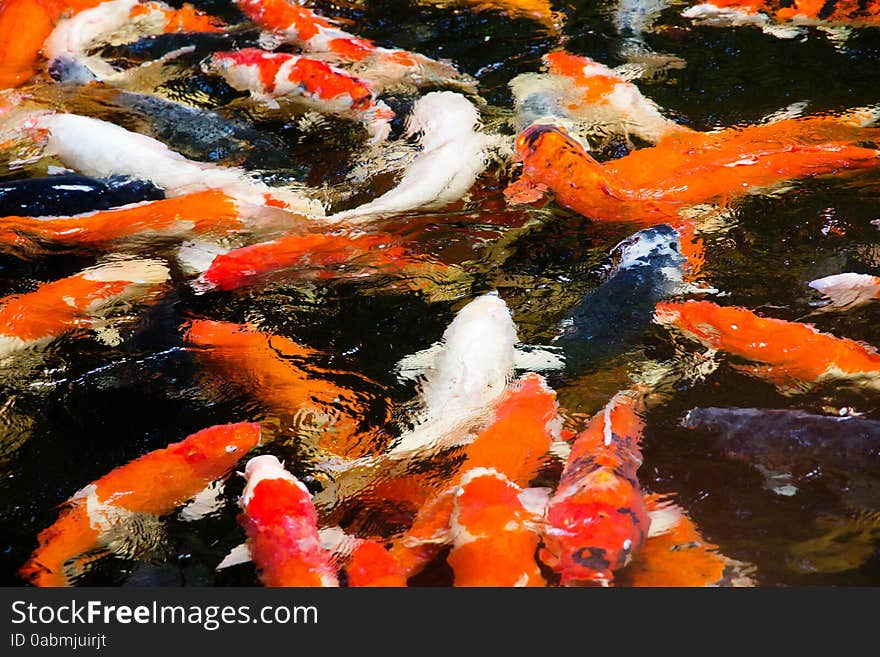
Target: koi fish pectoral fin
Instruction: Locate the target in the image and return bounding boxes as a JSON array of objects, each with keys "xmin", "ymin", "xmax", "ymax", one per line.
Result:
[
  {"xmin": 216, "ymin": 542, "xmax": 252, "ymax": 571},
  {"xmin": 503, "ymin": 177, "xmax": 548, "ymax": 205}
]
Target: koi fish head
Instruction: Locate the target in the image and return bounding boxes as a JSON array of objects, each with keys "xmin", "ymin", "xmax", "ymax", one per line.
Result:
[
  {"xmin": 543, "ymin": 480, "xmax": 649, "ymax": 586},
  {"xmin": 405, "ymin": 91, "xmax": 481, "ymax": 148},
  {"xmin": 167, "ymin": 422, "xmax": 261, "ymax": 481},
  {"xmin": 240, "ymin": 455, "xmax": 314, "ymax": 525},
  {"xmin": 514, "ymin": 122, "xmax": 594, "ymax": 169},
  {"xmin": 610, "ymin": 224, "xmax": 686, "ymax": 278}
]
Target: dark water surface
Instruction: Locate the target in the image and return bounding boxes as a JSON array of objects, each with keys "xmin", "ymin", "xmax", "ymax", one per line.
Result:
[{"xmin": 1, "ymin": 0, "xmax": 880, "ymax": 586}]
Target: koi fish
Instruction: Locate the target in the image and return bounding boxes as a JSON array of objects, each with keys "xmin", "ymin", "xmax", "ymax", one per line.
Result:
[
  {"xmin": 0, "ymin": 191, "xmax": 298, "ymax": 255},
  {"xmin": 0, "ymin": 257, "xmax": 169, "ymax": 358},
  {"xmin": 620, "ymin": 496, "xmax": 756, "ymax": 586},
  {"xmin": 341, "ymin": 539, "xmax": 407, "ymax": 587},
  {"xmin": 418, "ymin": 0, "xmax": 564, "ymax": 33},
  {"xmin": 237, "ymin": 455, "xmax": 338, "ymax": 586},
  {"xmin": 232, "ymin": 0, "xmax": 465, "ymax": 91},
  {"xmin": 44, "ymin": 0, "xmax": 225, "ymax": 82},
  {"xmin": 328, "ymin": 92, "xmax": 492, "ymax": 223},
  {"xmin": 18, "ymin": 422, "xmax": 261, "ymax": 587},
  {"xmin": 182, "ymin": 319, "xmax": 388, "ymax": 459},
  {"xmin": 552, "ymin": 224, "xmax": 687, "ymax": 376},
  {"xmin": 683, "ymin": 0, "xmax": 880, "ymax": 40},
  {"xmin": 0, "ymin": 0, "xmax": 105, "ymax": 88},
  {"xmin": 447, "ymin": 468, "xmax": 546, "ymax": 587},
  {"xmin": 654, "ymin": 300, "xmax": 880, "ymax": 392},
  {"xmin": 0, "ymin": 173, "xmax": 164, "ymax": 217},
  {"xmin": 540, "ymin": 389, "xmax": 650, "ymax": 586},
  {"xmin": 192, "ymin": 231, "xmax": 455, "ymax": 296},
  {"xmin": 204, "ymin": 49, "xmax": 394, "ymax": 144},
  {"xmin": 809, "ymin": 272, "xmax": 880, "ymax": 311},
  {"xmin": 505, "ymin": 117, "xmax": 880, "ymax": 225},
  {"xmin": 26, "ymin": 112, "xmax": 325, "ymax": 216},
  {"xmin": 388, "ymin": 372, "xmax": 558, "ymax": 578}
]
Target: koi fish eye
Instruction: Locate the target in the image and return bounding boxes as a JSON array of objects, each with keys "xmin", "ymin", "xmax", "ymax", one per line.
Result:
[{"xmin": 225, "ymin": 445, "xmax": 239, "ymax": 453}]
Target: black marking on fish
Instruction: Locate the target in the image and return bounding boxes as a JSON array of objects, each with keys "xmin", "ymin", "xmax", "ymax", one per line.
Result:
[{"xmin": 0, "ymin": 174, "xmax": 165, "ymax": 217}]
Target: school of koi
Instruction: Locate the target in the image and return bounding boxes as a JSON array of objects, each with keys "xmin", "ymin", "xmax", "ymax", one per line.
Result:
[{"xmin": 1, "ymin": 0, "xmax": 879, "ymax": 587}]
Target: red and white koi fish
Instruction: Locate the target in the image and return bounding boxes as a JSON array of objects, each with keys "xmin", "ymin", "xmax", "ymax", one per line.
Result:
[
  {"xmin": 505, "ymin": 116, "xmax": 880, "ymax": 225},
  {"xmin": 23, "ymin": 112, "xmax": 324, "ymax": 216},
  {"xmin": 540, "ymin": 389, "xmax": 650, "ymax": 586},
  {"xmin": 620, "ymin": 495, "xmax": 756, "ymax": 587},
  {"xmin": 182, "ymin": 319, "xmax": 389, "ymax": 459},
  {"xmin": 654, "ymin": 300, "xmax": 880, "ymax": 392},
  {"xmin": 192, "ymin": 230, "xmax": 457, "ymax": 297},
  {"xmin": 0, "ymin": 0, "xmax": 104, "ymax": 88},
  {"xmin": 0, "ymin": 191, "xmax": 300, "ymax": 255},
  {"xmin": 683, "ymin": 0, "xmax": 880, "ymax": 40},
  {"xmin": 329, "ymin": 92, "xmax": 493, "ymax": 223},
  {"xmin": 809, "ymin": 272, "xmax": 880, "ymax": 311},
  {"xmin": 19, "ymin": 422, "xmax": 261, "ymax": 587},
  {"xmin": 0, "ymin": 257, "xmax": 168, "ymax": 358},
  {"xmin": 238, "ymin": 455, "xmax": 339, "ymax": 587},
  {"xmin": 44, "ymin": 0, "xmax": 225, "ymax": 81},
  {"xmin": 389, "ymin": 373, "xmax": 558, "ymax": 578},
  {"xmin": 510, "ymin": 51, "xmax": 693, "ymax": 144},
  {"xmin": 204, "ymin": 49, "xmax": 394, "ymax": 144},
  {"xmin": 447, "ymin": 467, "xmax": 546, "ymax": 587},
  {"xmin": 232, "ymin": 0, "xmax": 466, "ymax": 90}
]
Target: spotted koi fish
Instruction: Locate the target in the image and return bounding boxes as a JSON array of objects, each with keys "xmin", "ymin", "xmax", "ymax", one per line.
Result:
[
  {"xmin": 182, "ymin": 319, "xmax": 389, "ymax": 458},
  {"xmin": 204, "ymin": 49, "xmax": 394, "ymax": 144},
  {"xmin": 232, "ymin": 0, "xmax": 466, "ymax": 90},
  {"xmin": 0, "ymin": 191, "xmax": 296, "ymax": 255},
  {"xmin": 540, "ymin": 389, "xmax": 650, "ymax": 586},
  {"xmin": 19, "ymin": 422, "xmax": 261, "ymax": 587},
  {"xmin": 654, "ymin": 300, "xmax": 880, "ymax": 392},
  {"xmin": 505, "ymin": 117, "xmax": 880, "ymax": 225},
  {"xmin": 238, "ymin": 455, "xmax": 339, "ymax": 587},
  {"xmin": 0, "ymin": 257, "xmax": 169, "ymax": 358},
  {"xmin": 447, "ymin": 467, "xmax": 546, "ymax": 587},
  {"xmin": 45, "ymin": 0, "xmax": 225, "ymax": 81}
]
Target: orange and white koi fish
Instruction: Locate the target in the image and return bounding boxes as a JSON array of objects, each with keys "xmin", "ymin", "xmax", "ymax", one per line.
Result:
[
  {"xmin": 204, "ymin": 49, "xmax": 394, "ymax": 144},
  {"xmin": 389, "ymin": 373, "xmax": 558, "ymax": 578},
  {"xmin": 654, "ymin": 300, "xmax": 880, "ymax": 391},
  {"xmin": 683, "ymin": 0, "xmax": 880, "ymax": 40},
  {"xmin": 0, "ymin": 257, "xmax": 168, "ymax": 358},
  {"xmin": 238, "ymin": 455, "xmax": 338, "ymax": 587},
  {"xmin": 45, "ymin": 0, "xmax": 225, "ymax": 81},
  {"xmin": 0, "ymin": 191, "xmax": 299, "ymax": 255},
  {"xmin": 329, "ymin": 92, "xmax": 493, "ymax": 223},
  {"xmin": 809, "ymin": 272, "xmax": 880, "ymax": 310},
  {"xmin": 510, "ymin": 51, "xmax": 693, "ymax": 144},
  {"xmin": 447, "ymin": 467, "xmax": 546, "ymax": 587},
  {"xmin": 232, "ymin": 0, "xmax": 465, "ymax": 91},
  {"xmin": 540, "ymin": 389, "xmax": 650, "ymax": 586},
  {"xmin": 0, "ymin": 0, "xmax": 104, "ymax": 88},
  {"xmin": 193, "ymin": 231, "xmax": 445, "ymax": 293},
  {"xmin": 19, "ymin": 422, "xmax": 261, "ymax": 587},
  {"xmin": 182, "ymin": 319, "xmax": 388, "ymax": 458},
  {"xmin": 620, "ymin": 496, "xmax": 755, "ymax": 587},
  {"xmin": 505, "ymin": 117, "xmax": 880, "ymax": 225},
  {"xmin": 25, "ymin": 112, "xmax": 324, "ymax": 216}
]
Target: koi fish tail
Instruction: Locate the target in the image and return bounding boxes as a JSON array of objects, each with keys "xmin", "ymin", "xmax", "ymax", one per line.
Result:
[{"xmin": 18, "ymin": 505, "xmax": 102, "ymax": 587}]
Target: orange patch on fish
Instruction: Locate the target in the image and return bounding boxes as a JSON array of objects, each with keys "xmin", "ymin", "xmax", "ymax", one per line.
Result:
[{"xmin": 344, "ymin": 539, "xmax": 407, "ymax": 587}]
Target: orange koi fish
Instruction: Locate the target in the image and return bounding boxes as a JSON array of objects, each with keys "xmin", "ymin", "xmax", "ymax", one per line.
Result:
[
  {"xmin": 19, "ymin": 422, "xmax": 261, "ymax": 587},
  {"xmin": 540, "ymin": 389, "xmax": 650, "ymax": 586},
  {"xmin": 204, "ymin": 49, "xmax": 394, "ymax": 144},
  {"xmin": 182, "ymin": 319, "xmax": 388, "ymax": 458},
  {"xmin": 45, "ymin": 0, "xmax": 225, "ymax": 81},
  {"xmin": 195, "ymin": 231, "xmax": 444, "ymax": 293},
  {"xmin": 506, "ymin": 118, "xmax": 880, "ymax": 225},
  {"xmin": 542, "ymin": 50, "xmax": 692, "ymax": 143},
  {"xmin": 389, "ymin": 373, "xmax": 558, "ymax": 578},
  {"xmin": 809, "ymin": 272, "xmax": 880, "ymax": 311},
  {"xmin": 232, "ymin": 0, "xmax": 465, "ymax": 90},
  {"xmin": 684, "ymin": 0, "xmax": 880, "ymax": 37},
  {"xmin": 238, "ymin": 455, "xmax": 338, "ymax": 587},
  {"xmin": 0, "ymin": 257, "xmax": 168, "ymax": 357},
  {"xmin": 447, "ymin": 468, "xmax": 546, "ymax": 587},
  {"xmin": 341, "ymin": 539, "xmax": 407, "ymax": 587},
  {"xmin": 0, "ymin": 0, "xmax": 104, "ymax": 88},
  {"xmin": 653, "ymin": 300, "xmax": 880, "ymax": 391},
  {"xmin": 0, "ymin": 191, "xmax": 292, "ymax": 255},
  {"xmin": 419, "ymin": 0, "xmax": 564, "ymax": 33},
  {"xmin": 620, "ymin": 496, "xmax": 755, "ymax": 587}
]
